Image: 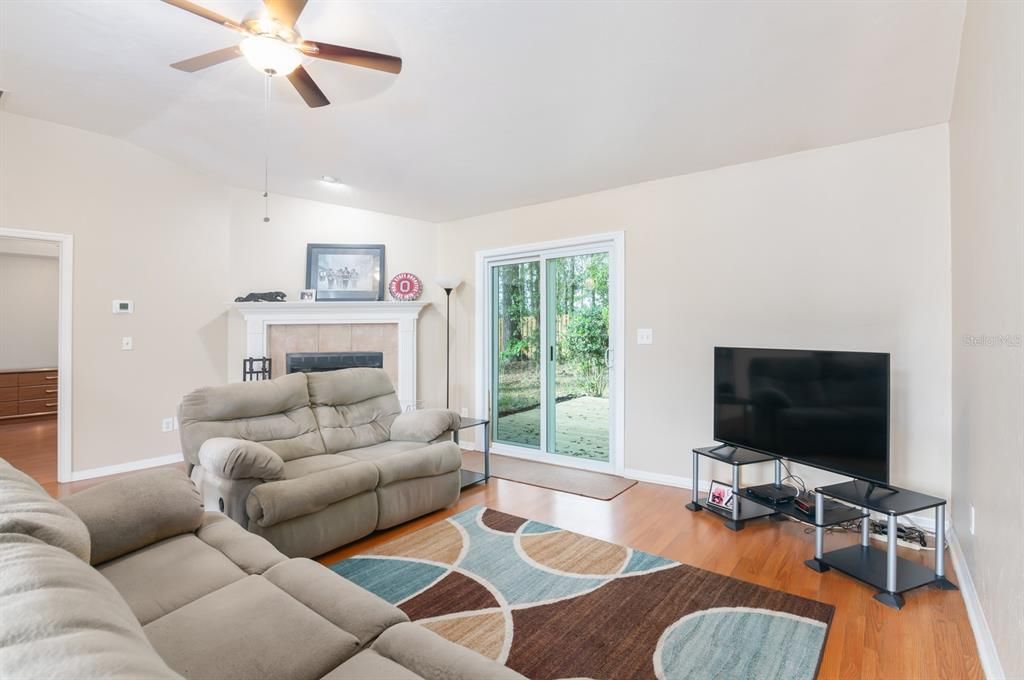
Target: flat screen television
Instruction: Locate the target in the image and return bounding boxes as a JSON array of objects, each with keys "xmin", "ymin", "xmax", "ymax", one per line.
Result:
[{"xmin": 714, "ymin": 347, "xmax": 890, "ymax": 485}]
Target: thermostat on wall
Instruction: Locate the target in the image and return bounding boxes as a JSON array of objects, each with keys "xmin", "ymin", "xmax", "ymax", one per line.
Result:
[{"xmin": 112, "ymin": 300, "xmax": 134, "ymax": 314}]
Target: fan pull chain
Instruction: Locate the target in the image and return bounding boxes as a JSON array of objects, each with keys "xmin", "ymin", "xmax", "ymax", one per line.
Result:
[{"xmin": 263, "ymin": 73, "xmax": 271, "ymax": 223}]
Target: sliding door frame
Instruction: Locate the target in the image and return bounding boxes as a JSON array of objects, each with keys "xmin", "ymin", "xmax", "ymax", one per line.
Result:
[{"xmin": 475, "ymin": 231, "xmax": 625, "ymax": 474}]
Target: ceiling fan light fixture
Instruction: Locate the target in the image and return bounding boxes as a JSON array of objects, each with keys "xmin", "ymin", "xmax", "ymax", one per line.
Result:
[{"xmin": 239, "ymin": 35, "xmax": 302, "ymax": 76}]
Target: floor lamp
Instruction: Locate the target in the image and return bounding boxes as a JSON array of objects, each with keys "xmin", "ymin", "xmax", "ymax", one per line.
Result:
[{"xmin": 435, "ymin": 276, "xmax": 463, "ymax": 409}]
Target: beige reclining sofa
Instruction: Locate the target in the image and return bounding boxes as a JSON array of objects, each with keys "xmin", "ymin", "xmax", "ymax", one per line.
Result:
[
  {"xmin": 0, "ymin": 459, "xmax": 525, "ymax": 680},
  {"xmin": 179, "ymin": 368, "xmax": 462, "ymax": 557}
]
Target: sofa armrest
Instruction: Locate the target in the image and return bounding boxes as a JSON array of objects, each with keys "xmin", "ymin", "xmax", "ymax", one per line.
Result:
[
  {"xmin": 61, "ymin": 468, "xmax": 204, "ymax": 565},
  {"xmin": 198, "ymin": 437, "xmax": 285, "ymax": 481},
  {"xmin": 389, "ymin": 409, "xmax": 462, "ymax": 443}
]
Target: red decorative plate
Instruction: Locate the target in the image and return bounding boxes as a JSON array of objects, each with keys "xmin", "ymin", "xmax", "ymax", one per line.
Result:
[{"xmin": 388, "ymin": 272, "xmax": 423, "ymax": 301}]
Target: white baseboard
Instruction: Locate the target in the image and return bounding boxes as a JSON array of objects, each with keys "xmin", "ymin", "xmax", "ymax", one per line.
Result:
[
  {"xmin": 947, "ymin": 530, "xmax": 1005, "ymax": 680},
  {"xmin": 622, "ymin": 468, "xmax": 711, "ymax": 493},
  {"xmin": 70, "ymin": 453, "xmax": 184, "ymax": 482}
]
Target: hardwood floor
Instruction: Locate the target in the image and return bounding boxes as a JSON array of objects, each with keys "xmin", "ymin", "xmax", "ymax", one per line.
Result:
[
  {"xmin": 0, "ymin": 416, "xmax": 58, "ymax": 489},
  {"xmin": 320, "ymin": 479, "xmax": 982, "ymax": 680},
  {"xmin": 8, "ymin": 421, "xmax": 982, "ymax": 680}
]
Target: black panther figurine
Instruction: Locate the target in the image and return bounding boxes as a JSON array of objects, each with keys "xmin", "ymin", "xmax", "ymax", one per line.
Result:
[{"xmin": 234, "ymin": 291, "xmax": 287, "ymax": 302}]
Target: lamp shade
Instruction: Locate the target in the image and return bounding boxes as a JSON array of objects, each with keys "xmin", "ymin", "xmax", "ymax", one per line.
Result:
[{"xmin": 435, "ymin": 276, "xmax": 464, "ymax": 291}]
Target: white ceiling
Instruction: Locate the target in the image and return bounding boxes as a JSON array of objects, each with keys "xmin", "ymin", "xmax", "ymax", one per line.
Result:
[{"xmin": 0, "ymin": 1, "xmax": 966, "ymax": 222}]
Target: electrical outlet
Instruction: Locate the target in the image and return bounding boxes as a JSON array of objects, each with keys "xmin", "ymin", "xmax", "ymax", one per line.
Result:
[
  {"xmin": 636, "ymin": 328, "xmax": 653, "ymax": 345},
  {"xmin": 121, "ymin": 336, "xmax": 133, "ymax": 351},
  {"xmin": 161, "ymin": 417, "xmax": 174, "ymax": 433},
  {"xmin": 970, "ymin": 505, "xmax": 975, "ymax": 535}
]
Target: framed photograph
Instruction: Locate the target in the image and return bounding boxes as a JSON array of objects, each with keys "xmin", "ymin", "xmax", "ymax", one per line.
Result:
[
  {"xmin": 299, "ymin": 288, "xmax": 316, "ymax": 301},
  {"xmin": 305, "ymin": 244, "xmax": 385, "ymax": 301},
  {"xmin": 707, "ymin": 480, "xmax": 735, "ymax": 511}
]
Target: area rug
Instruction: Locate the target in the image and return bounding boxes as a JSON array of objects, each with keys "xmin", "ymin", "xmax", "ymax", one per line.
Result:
[
  {"xmin": 461, "ymin": 451, "xmax": 637, "ymax": 500},
  {"xmin": 331, "ymin": 506, "xmax": 833, "ymax": 680}
]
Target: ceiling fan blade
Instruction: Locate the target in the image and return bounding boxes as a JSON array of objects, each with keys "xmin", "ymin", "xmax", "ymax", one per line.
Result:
[
  {"xmin": 160, "ymin": 0, "xmax": 243, "ymax": 31},
  {"xmin": 287, "ymin": 66, "xmax": 330, "ymax": 108},
  {"xmin": 263, "ymin": 0, "xmax": 308, "ymax": 29},
  {"xmin": 301, "ymin": 41, "xmax": 402, "ymax": 74},
  {"xmin": 170, "ymin": 45, "xmax": 242, "ymax": 72}
]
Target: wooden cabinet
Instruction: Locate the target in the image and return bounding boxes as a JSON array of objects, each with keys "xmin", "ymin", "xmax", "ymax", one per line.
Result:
[{"xmin": 0, "ymin": 369, "xmax": 58, "ymax": 420}]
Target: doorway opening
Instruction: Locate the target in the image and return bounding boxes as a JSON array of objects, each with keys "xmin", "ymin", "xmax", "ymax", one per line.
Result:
[{"xmin": 0, "ymin": 228, "xmax": 73, "ymax": 485}]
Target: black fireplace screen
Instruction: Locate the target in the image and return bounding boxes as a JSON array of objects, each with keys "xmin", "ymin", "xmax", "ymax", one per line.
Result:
[{"xmin": 286, "ymin": 352, "xmax": 384, "ymax": 374}]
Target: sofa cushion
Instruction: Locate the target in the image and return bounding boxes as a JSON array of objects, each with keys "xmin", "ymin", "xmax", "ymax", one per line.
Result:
[
  {"xmin": 196, "ymin": 513, "xmax": 287, "ymax": 575},
  {"xmin": 144, "ymin": 574, "xmax": 361, "ymax": 680},
  {"xmin": 246, "ymin": 461, "xmax": 379, "ymax": 527},
  {"xmin": 198, "ymin": 437, "xmax": 285, "ymax": 480},
  {"xmin": 0, "ymin": 457, "xmax": 91, "ymax": 562},
  {"xmin": 99, "ymin": 533, "xmax": 248, "ymax": 625},
  {"xmin": 283, "ymin": 452, "xmax": 361, "ymax": 478},
  {"xmin": 308, "ymin": 368, "xmax": 402, "ymax": 453},
  {"xmin": 347, "ymin": 441, "xmax": 462, "ymax": 486},
  {"xmin": 372, "ymin": 622, "xmax": 529, "ymax": 680},
  {"xmin": 323, "ymin": 650, "xmax": 422, "ymax": 680},
  {"xmin": 264, "ymin": 559, "xmax": 408, "ymax": 645},
  {"xmin": 179, "ymin": 373, "xmax": 325, "ymax": 465},
  {"xmin": 62, "ymin": 468, "xmax": 204, "ymax": 566},
  {"xmin": 0, "ymin": 533, "xmax": 181, "ymax": 680}
]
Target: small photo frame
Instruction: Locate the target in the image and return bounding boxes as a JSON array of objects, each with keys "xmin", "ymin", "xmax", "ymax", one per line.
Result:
[
  {"xmin": 299, "ymin": 289, "xmax": 316, "ymax": 301},
  {"xmin": 707, "ymin": 480, "xmax": 735, "ymax": 511}
]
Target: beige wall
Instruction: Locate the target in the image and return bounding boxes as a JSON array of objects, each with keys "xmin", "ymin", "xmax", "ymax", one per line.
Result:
[
  {"xmin": 0, "ymin": 247, "xmax": 58, "ymax": 370},
  {"xmin": 439, "ymin": 125, "xmax": 953, "ymax": 497},
  {"xmin": 0, "ymin": 112, "xmax": 231, "ymax": 472},
  {"xmin": 226, "ymin": 190, "xmax": 448, "ymax": 408},
  {"xmin": 949, "ymin": 1, "xmax": 1024, "ymax": 677}
]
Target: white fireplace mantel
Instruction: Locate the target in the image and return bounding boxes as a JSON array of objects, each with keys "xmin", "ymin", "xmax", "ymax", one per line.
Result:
[{"xmin": 232, "ymin": 301, "xmax": 429, "ymax": 410}]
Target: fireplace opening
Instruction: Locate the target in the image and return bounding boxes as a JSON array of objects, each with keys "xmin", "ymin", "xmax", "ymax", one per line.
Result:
[{"xmin": 286, "ymin": 352, "xmax": 384, "ymax": 374}]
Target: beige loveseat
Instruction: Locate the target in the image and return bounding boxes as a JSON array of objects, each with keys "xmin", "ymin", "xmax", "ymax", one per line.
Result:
[
  {"xmin": 179, "ymin": 368, "xmax": 462, "ymax": 557},
  {"xmin": 0, "ymin": 459, "xmax": 524, "ymax": 680}
]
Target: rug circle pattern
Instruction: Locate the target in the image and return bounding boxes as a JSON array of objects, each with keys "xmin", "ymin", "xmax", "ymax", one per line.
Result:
[{"xmin": 331, "ymin": 506, "xmax": 832, "ymax": 680}]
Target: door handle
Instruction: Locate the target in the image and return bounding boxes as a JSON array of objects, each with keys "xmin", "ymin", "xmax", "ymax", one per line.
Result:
[
  {"xmin": 605, "ymin": 348, "xmax": 613, "ymax": 367},
  {"xmin": 45, "ymin": 389, "xmax": 57, "ymax": 394},
  {"xmin": 44, "ymin": 375, "xmax": 57, "ymax": 380}
]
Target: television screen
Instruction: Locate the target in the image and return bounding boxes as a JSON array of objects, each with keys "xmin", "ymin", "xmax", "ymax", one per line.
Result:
[{"xmin": 714, "ymin": 347, "xmax": 890, "ymax": 484}]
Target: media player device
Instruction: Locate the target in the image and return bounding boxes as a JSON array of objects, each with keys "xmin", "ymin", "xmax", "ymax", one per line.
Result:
[{"xmin": 746, "ymin": 483, "xmax": 799, "ymax": 504}]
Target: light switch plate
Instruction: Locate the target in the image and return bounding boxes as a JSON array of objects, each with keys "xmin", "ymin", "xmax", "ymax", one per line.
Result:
[
  {"xmin": 637, "ymin": 328, "xmax": 654, "ymax": 345},
  {"xmin": 121, "ymin": 336, "xmax": 133, "ymax": 351}
]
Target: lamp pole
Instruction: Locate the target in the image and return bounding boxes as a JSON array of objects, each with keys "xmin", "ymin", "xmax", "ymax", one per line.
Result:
[{"xmin": 443, "ymin": 286, "xmax": 453, "ymax": 409}]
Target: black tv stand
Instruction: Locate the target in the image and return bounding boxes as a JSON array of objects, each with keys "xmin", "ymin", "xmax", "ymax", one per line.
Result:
[
  {"xmin": 686, "ymin": 445, "xmax": 958, "ymax": 610},
  {"xmin": 803, "ymin": 480, "xmax": 957, "ymax": 610}
]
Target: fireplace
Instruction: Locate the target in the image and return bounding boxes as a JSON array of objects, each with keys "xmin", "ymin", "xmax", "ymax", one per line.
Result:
[{"xmin": 286, "ymin": 351, "xmax": 384, "ymax": 374}]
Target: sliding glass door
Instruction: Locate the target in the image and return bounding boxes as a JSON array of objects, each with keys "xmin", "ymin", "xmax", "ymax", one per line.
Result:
[{"xmin": 488, "ymin": 241, "xmax": 615, "ymax": 469}]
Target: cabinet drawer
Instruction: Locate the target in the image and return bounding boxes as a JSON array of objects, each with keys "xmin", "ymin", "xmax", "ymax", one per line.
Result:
[
  {"xmin": 0, "ymin": 374, "xmax": 17, "ymax": 388},
  {"xmin": 18, "ymin": 398, "xmax": 58, "ymax": 415},
  {"xmin": 0, "ymin": 386, "xmax": 17, "ymax": 403},
  {"xmin": 19, "ymin": 384, "xmax": 59, "ymax": 401},
  {"xmin": 0, "ymin": 401, "xmax": 18, "ymax": 417},
  {"xmin": 18, "ymin": 371, "xmax": 58, "ymax": 386}
]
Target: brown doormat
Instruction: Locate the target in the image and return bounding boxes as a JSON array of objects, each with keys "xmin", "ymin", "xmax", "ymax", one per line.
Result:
[{"xmin": 462, "ymin": 451, "xmax": 637, "ymax": 500}]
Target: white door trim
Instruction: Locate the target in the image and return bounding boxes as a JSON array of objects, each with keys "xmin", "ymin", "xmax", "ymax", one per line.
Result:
[
  {"xmin": 0, "ymin": 227, "xmax": 74, "ymax": 483},
  {"xmin": 474, "ymin": 231, "xmax": 625, "ymax": 474}
]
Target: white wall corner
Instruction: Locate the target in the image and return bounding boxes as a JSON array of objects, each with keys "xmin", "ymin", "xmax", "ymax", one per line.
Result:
[
  {"xmin": 947, "ymin": 530, "xmax": 1006, "ymax": 680},
  {"xmin": 69, "ymin": 453, "xmax": 184, "ymax": 482}
]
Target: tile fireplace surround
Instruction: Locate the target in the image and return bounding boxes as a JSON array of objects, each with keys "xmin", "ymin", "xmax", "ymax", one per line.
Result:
[{"xmin": 233, "ymin": 301, "xmax": 428, "ymax": 411}]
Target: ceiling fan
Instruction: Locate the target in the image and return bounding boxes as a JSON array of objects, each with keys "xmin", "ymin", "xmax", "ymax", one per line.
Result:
[{"xmin": 161, "ymin": 0, "xmax": 402, "ymax": 108}]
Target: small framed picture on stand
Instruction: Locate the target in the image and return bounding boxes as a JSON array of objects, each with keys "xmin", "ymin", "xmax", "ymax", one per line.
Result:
[{"xmin": 707, "ymin": 480, "xmax": 735, "ymax": 511}]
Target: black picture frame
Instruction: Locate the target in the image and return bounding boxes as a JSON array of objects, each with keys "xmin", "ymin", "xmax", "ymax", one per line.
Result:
[
  {"xmin": 305, "ymin": 244, "xmax": 385, "ymax": 301},
  {"xmin": 707, "ymin": 479, "xmax": 735, "ymax": 510}
]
